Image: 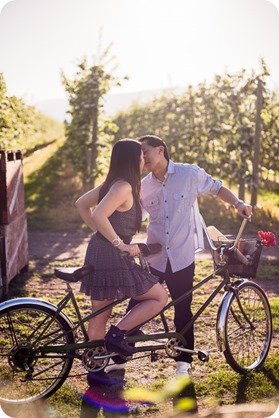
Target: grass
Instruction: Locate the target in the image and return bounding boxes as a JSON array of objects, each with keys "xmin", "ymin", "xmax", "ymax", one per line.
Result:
[
  {"xmin": 270, "ymin": 298, "xmax": 279, "ymax": 330},
  {"xmin": 195, "ymin": 362, "xmax": 279, "ymax": 402},
  {"xmin": 23, "ymin": 136, "xmax": 83, "ymax": 231},
  {"xmin": 257, "ymin": 258, "xmax": 279, "ymax": 281}
]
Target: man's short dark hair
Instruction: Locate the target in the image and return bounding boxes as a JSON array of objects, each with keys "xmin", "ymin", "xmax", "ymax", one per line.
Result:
[{"xmin": 137, "ymin": 135, "xmax": 170, "ymax": 161}]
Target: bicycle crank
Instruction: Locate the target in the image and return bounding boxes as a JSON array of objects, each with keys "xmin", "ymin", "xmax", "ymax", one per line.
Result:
[
  {"xmin": 82, "ymin": 345, "xmax": 109, "ymax": 372},
  {"xmin": 165, "ymin": 338, "xmax": 185, "ymax": 358}
]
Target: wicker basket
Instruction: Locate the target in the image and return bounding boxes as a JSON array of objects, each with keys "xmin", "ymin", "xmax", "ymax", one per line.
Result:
[{"xmin": 212, "ymin": 238, "xmax": 263, "ymax": 278}]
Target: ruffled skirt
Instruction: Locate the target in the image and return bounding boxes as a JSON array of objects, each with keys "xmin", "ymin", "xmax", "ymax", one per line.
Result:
[{"xmin": 80, "ymin": 234, "xmax": 159, "ymax": 300}]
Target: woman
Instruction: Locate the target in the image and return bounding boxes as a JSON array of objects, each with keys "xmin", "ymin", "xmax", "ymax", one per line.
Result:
[{"xmin": 75, "ymin": 139, "xmax": 168, "ymax": 356}]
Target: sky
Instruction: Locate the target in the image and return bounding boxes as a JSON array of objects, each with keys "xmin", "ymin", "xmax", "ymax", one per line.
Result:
[{"xmin": 0, "ymin": 0, "xmax": 279, "ymax": 107}]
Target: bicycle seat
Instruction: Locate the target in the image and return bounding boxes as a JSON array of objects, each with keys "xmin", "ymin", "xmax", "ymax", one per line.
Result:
[
  {"xmin": 137, "ymin": 243, "xmax": 162, "ymax": 256},
  {"xmin": 54, "ymin": 265, "xmax": 94, "ymax": 282}
]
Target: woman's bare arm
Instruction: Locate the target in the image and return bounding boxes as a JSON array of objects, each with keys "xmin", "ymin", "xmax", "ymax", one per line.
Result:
[
  {"xmin": 75, "ymin": 184, "xmax": 102, "ymax": 232},
  {"xmin": 92, "ymin": 180, "xmax": 140, "ymax": 256}
]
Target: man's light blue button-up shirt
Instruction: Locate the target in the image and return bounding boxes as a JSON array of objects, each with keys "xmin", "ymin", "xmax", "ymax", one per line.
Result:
[{"xmin": 141, "ymin": 161, "xmax": 222, "ymax": 273}]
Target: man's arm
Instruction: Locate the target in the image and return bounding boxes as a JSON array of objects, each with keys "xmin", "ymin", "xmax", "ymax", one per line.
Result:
[{"xmin": 217, "ymin": 186, "xmax": 252, "ymax": 218}]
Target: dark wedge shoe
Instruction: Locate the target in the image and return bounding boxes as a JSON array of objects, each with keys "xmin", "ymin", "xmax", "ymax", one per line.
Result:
[
  {"xmin": 105, "ymin": 325, "xmax": 136, "ymax": 356},
  {"xmin": 113, "ymin": 329, "xmax": 145, "ymax": 364}
]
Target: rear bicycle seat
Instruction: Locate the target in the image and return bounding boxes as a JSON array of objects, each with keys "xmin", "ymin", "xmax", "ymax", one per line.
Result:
[{"xmin": 54, "ymin": 265, "xmax": 94, "ymax": 282}]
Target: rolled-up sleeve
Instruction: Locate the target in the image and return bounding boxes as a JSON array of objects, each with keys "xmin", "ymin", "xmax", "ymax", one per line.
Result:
[{"xmin": 197, "ymin": 167, "xmax": 222, "ymax": 196}]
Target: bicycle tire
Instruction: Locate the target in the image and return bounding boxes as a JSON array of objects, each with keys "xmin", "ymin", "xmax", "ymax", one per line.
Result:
[
  {"xmin": 0, "ymin": 302, "xmax": 75, "ymax": 404},
  {"xmin": 223, "ymin": 281, "xmax": 272, "ymax": 374}
]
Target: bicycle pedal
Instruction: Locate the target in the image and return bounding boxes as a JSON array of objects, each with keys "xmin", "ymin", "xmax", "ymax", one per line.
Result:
[
  {"xmin": 151, "ymin": 352, "xmax": 159, "ymax": 362},
  {"xmin": 198, "ymin": 350, "xmax": 209, "ymax": 362}
]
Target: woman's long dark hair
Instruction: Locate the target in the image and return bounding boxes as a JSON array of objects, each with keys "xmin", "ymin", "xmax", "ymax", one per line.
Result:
[{"xmin": 99, "ymin": 139, "xmax": 142, "ymax": 231}]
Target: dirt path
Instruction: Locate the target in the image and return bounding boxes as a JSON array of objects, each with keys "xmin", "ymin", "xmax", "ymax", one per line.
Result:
[{"xmin": 28, "ymin": 230, "xmax": 278, "ymax": 266}]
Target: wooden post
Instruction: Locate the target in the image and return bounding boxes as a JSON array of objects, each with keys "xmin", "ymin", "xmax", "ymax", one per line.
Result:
[{"xmin": 251, "ymin": 79, "xmax": 263, "ymax": 207}]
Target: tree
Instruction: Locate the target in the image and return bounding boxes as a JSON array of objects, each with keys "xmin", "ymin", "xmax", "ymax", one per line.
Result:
[
  {"xmin": 62, "ymin": 44, "xmax": 128, "ymax": 189},
  {"xmin": 0, "ymin": 73, "xmax": 62, "ymax": 152}
]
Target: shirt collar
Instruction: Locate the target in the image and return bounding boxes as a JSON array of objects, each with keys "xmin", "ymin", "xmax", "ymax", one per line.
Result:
[
  {"xmin": 149, "ymin": 160, "xmax": 175, "ymax": 181},
  {"xmin": 167, "ymin": 160, "xmax": 175, "ymax": 174}
]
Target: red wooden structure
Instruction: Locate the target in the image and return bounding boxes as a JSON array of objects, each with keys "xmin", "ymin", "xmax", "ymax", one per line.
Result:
[{"xmin": 0, "ymin": 150, "xmax": 28, "ymax": 297}]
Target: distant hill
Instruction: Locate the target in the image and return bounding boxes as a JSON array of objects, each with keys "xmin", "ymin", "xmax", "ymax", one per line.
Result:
[
  {"xmin": 35, "ymin": 87, "xmax": 185, "ymax": 122},
  {"xmin": 35, "ymin": 98, "xmax": 69, "ymax": 123}
]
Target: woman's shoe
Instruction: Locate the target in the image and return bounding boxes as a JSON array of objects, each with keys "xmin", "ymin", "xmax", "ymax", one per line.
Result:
[
  {"xmin": 112, "ymin": 329, "xmax": 145, "ymax": 364},
  {"xmin": 105, "ymin": 325, "xmax": 136, "ymax": 356}
]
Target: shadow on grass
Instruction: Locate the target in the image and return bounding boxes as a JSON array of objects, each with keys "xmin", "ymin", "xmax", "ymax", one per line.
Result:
[
  {"xmin": 5, "ymin": 271, "xmax": 32, "ymax": 299},
  {"xmin": 235, "ymin": 364, "xmax": 279, "ymax": 405},
  {"xmin": 80, "ymin": 369, "xmax": 128, "ymax": 418}
]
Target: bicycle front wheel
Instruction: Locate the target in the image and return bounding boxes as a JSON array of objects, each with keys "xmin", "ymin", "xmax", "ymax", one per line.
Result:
[
  {"xmin": 223, "ymin": 281, "xmax": 272, "ymax": 374},
  {"xmin": 0, "ymin": 302, "xmax": 75, "ymax": 404}
]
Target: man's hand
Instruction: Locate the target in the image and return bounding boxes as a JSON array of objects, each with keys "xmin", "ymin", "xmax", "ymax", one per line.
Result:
[{"xmin": 236, "ymin": 202, "xmax": 252, "ymax": 219}]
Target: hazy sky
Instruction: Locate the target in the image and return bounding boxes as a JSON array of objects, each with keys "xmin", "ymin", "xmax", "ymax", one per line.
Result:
[{"xmin": 0, "ymin": 0, "xmax": 278, "ymax": 105}]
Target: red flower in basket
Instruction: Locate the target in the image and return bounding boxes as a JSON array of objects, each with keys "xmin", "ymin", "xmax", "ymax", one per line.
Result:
[{"xmin": 258, "ymin": 231, "xmax": 277, "ymax": 248}]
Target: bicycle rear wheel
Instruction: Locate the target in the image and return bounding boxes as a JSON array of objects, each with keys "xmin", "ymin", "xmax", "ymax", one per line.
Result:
[
  {"xmin": 223, "ymin": 281, "xmax": 272, "ymax": 374},
  {"xmin": 0, "ymin": 303, "xmax": 75, "ymax": 404}
]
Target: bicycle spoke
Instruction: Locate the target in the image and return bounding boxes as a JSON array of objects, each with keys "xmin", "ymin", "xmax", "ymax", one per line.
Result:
[
  {"xmin": 223, "ymin": 282, "xmax": 272, "ymax": 373},
  {"xmin": 0, "ymin": 305, "xmax": 74, "ymax": 403}
]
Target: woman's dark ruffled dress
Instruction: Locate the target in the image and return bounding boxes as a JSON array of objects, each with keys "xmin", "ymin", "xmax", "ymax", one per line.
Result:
[{"xmin": 80, "ymin": 202, "xmax": 159, "ymax": 300}]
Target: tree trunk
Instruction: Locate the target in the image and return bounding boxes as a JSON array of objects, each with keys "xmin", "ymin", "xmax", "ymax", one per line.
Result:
[
  {"xmin": 238, "ymin": 131, "xmax": 247, "ymax": 201},
  {"xmin": 90, "ymin": 103, "xmax": 98, "ymax": 188},
  {"xmin": 238, "ymin": 178, "xmax": 245, "ymax": 201},
  {"xmin": 250, "ymin": 79, "xmax": 263, "ymax": 207}
]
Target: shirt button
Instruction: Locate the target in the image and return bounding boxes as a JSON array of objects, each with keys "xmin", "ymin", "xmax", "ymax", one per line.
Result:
[
  {"xmin": 165, "ymin": 200, "xmax": 167, "ymax": 203},
  {"xmin": 166, "ymin": 216, "xmax": 169, "ymax": 219},
  {"xmin": 166, "ymin": 232, "xmax": 169, "ymax": 234}
]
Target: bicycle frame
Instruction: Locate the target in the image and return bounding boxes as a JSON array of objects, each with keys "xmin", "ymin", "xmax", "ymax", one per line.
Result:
[
  {"xmin": 37, "ymin": 262, "xmax": 234, "ymax": 361},
  {"xmin": 0, "ymin": 216, "xmax": 249, "ymax": 361},
  {"xmin": 35, "ymin": 217, "xmax": 251, "ymax": 360}
]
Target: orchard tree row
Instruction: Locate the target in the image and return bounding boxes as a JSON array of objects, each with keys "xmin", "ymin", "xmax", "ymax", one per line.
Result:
[
  {"xmin": 0, "ymin": 74, "xmax": 63, "ymax": 153},
  {"xmin": 113, "ymin": 60, "xmax": 279, "ymax": 200},
  {"xmin": 63, "ymin": 56, "xmax": 279, "ymax": 201}
]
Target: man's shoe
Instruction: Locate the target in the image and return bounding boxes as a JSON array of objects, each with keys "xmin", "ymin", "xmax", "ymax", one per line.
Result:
[
  {"xmin": 105, "ymin": 325, "xmax": 136, "ymax": 356},
  {"xmin": 176, "ymin": 361, "xmax": 192, "ymax": 376}
]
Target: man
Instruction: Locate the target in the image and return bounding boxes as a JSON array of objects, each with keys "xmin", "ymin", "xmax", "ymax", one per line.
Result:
[{"xmin": 136, "ymin": 134, "xmax": 252, "ymax": 376}]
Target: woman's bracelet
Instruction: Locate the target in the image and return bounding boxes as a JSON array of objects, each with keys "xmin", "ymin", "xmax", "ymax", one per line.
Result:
[{"xmin": 112, "ymin": 236, "xmax": 123, "ymax": 247}]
